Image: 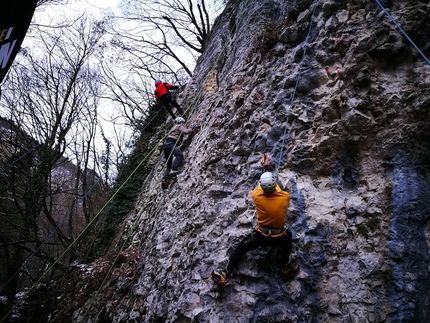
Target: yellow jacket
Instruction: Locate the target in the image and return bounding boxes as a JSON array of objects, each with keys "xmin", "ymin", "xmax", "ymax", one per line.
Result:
[{"xmin": 252, "ymin": 184, "xmax": 290, "ymax": 229}]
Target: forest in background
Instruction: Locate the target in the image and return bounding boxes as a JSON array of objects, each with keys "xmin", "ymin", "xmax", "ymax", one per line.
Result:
[{"xmin": 0, "ymin": 0, "xmax": 225, "ymax": 321}]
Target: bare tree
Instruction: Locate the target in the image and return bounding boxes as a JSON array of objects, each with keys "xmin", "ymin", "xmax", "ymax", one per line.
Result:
[
  {"xmin": 93, "ymin": 0, "xmax": 223, "ymax": 142},
  {"xmin": 99, "ymin": 61, "xmax": 152, "ymax": 131},
  {"xmin": 115, "ymin": 0, "xmax": 217, "ymax": 79},
  {"xmin": 0, "ymin": 17, "xmax": 108, "ymax": 320}
]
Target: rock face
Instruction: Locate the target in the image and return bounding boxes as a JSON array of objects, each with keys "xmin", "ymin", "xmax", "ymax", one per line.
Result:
[{"xmin": 74, "ymin": 0, "xmax": 430, "ymax": 322}]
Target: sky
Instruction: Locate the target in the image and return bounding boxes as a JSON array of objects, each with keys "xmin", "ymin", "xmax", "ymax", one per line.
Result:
[
  {"xmin": 72, "ymin": 0, "xmax": 121, "ymax": 17},
  {"xmin": 30, "ymin": 0, "xmax": 127, "ymax": 178},
  {"xmin": 36, "ymin": 0, "xmax": 120, "ymax": 21},
  {"xmin": 78, "ymin": 0, "xmax": 120, "ymax": 11}
]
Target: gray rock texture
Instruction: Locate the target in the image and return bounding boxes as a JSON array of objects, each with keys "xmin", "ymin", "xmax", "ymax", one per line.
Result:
[{"xmin": 72, "ymin": 0, "xmax": 430, "ymax": 322}]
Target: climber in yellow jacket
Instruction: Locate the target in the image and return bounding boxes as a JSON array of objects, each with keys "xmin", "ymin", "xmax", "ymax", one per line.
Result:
[{"xmin": 211, "ymin": 172, "xmax": 299, "ymax": 286}]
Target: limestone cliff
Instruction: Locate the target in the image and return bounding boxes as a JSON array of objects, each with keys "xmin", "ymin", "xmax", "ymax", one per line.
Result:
[{"xmin": 71, "ymin": 0, "xmax": 430, "ymax": 322}]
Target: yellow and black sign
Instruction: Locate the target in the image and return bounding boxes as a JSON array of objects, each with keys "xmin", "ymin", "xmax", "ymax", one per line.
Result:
[{"xmin": 0, "ymin": 0, "xmax": 37, "ymax": 84}]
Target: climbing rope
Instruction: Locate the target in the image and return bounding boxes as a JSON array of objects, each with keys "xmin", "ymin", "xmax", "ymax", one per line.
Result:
[
  {"xmin": 275, "ymin": 0, "xmax": 319, "ymax": 180},
  {"xmin": 373, "ymin": 0, "xmax": 430, "ymax": 66},
  {"xmin": 80, "ymin": 190, "xmax": 156, "ymax": 320},
  {"xmin": 78, "ymin": 111, "xmax": 204, "ymax": 319}
]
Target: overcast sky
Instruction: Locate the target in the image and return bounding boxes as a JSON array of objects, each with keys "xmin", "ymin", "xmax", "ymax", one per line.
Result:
[
  {"xmin": 79, "ymin": 0, "xmax": 120, "ymax": 11},
  {"xmin": 35, "ymin": 0, "xmax": 120, "ymax": 23},
  {"xmin": 28, "ymin": 0, "xmax": 127, "ymax": 176}
]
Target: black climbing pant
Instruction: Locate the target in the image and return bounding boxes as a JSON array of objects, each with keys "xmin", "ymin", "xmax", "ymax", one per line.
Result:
[
  {"xmin": 163, "ymin": 139, "xmax": 183, "ymax": 178},
  {"xmin": 225, "ymin": 229, "xmax": 292, "ymax": 277},
  {"xmin": 160, "ymin": 94, "xmax": 184, "ymax": 119}
]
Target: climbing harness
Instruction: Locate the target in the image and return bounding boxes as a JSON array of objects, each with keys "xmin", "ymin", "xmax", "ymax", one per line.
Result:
[{"xmin": 255, "ymin": 224, "xmax": 285, "ymax": 237}]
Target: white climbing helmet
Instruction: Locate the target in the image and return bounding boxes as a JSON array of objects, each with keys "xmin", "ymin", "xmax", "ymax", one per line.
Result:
[
  {"xmin": 260, "ymin": 172, "xmax": 277, "ymax": 192},
  {"xmin": 175, "ymin": 117, "xmax": 185, "ymax": 124}
]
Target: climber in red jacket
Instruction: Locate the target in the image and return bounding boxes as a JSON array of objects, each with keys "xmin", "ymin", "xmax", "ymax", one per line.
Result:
[
  {"xmin": 154, "ymin": 80, "xmax": 185, "ymax": 119},
  {"xmin": 210, "ymin": 172, "xmax": 299, "ymax": 286}
]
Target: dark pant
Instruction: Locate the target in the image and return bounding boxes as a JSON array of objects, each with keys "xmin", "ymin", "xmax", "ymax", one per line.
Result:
[
  {"xmin": 163, "ymin": 140, "xmax": 183, "ymax": 178},
  {"xmin": 160, "ymin": 94, "xmax": 184, "ymax": 118},
  {"xmin": 225, "ymin": 229, "xmax": 292, "ymax": 277}
]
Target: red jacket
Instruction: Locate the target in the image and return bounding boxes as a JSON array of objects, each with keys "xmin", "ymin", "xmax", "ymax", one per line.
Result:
[{"xmin": 155, "ymin": 81, "xmax": 178, "ymax": 100}]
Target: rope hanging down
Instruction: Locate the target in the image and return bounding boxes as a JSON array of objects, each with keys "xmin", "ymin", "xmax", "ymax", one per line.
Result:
[
  {"xmin": 373, "ymin": 0, "xmax": 430, "ymax": 66},
  {"xmin": 275, "ymin": 0, "xmax": 429, "ymax": 180},
  {"xmin": 275, "ymin": 0, "xmax": 319, "ymax": 179}
]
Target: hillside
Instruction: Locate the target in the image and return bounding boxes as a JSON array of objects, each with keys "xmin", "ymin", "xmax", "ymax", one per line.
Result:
[{"xmin": 55, "ymin": 0, "xmax": 430, "ymax": 322}]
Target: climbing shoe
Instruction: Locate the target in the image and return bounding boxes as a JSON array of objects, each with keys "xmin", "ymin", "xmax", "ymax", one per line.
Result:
[
  {"xmin": 161, "ymin": 177, "xmax": 170, "ymax": 190},
  {"xmin": 210, "ymin": 269, "xmax": 228, "ymax": 286},
  {"xmin": 282, "ymin": 253, "xmax": 300, "ymax": 279},
  {"xmin": 282, "ymin": 263, "xmax": 300, "ymax": 278},
  {"xmin": 169, "ymin": 169, "xmax": 180, "ymax": 176}
]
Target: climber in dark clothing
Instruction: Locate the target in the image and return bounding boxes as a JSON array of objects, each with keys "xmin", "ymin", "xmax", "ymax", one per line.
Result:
[
  {"xmin": 162, "ymin": 117, "xmax": 195, "ymax": 188},
  {"xmin": 211, "ymin": 172, "xmax": 299, "ymax": 286},
  {"xmin": 154, "ymin": 80, "xmax": 185, "ymax": 119}
]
